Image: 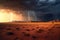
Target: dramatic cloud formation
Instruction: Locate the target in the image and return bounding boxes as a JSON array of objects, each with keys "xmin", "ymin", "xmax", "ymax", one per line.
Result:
[{"xmin": 0, "ymin": 0, "xmax": 60, "ymax": 22}]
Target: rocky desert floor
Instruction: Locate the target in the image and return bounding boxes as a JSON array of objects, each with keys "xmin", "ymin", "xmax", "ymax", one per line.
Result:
[{"xmin": 0, "ymin": 22, "xmax": 60, "ymax": 40}]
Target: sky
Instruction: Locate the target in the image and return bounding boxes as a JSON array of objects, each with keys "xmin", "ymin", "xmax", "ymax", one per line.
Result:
[{"xmin": 0, "ymin": 0, "xmax": 60, "ymax": 22}]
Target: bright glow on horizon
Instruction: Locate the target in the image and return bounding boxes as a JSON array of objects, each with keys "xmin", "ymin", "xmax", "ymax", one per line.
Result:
[{"xmin": 0, "ymin": 9, "xmax": 24, "ymax": 22}]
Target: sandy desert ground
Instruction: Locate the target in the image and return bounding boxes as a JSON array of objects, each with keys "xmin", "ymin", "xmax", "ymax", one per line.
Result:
[{"xmin": 0, "ymin": 22, "xmax": 60, "ymax": 40}]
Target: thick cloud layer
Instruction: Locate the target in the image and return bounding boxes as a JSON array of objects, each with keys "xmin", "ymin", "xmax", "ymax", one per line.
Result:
[{"xmin": 0, "ymin": 0, "xmax": 60, "ymax": 22}]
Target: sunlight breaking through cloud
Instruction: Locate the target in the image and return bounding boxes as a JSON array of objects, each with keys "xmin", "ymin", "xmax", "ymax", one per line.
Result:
[{"xmin": 0, "ymin": 9, "xmax": 24, "ymax": 22}]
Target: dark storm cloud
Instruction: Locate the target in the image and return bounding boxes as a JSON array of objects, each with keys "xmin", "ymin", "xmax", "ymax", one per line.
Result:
[
  {"xmin": 19, "ymin": 0, "xmax": 60, "ymax": 21},
  {"xmin": 0, "ymin": 0, "xmax": 60, "ymax": 21},
  {"xmin": 0, "ymin": 0, "xmax": 26, "ymax": 11}
]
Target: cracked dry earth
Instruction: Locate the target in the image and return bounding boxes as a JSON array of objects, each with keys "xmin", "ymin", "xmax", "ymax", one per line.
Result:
[{"xmin": 0, "ymin": 22, "xmax": 60, "ymax": 40}]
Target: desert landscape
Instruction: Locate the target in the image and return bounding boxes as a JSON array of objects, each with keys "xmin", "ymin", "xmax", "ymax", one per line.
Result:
[{"xmin": 0, "ymin": 22, "xmax": 60, "ymax": 40}]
